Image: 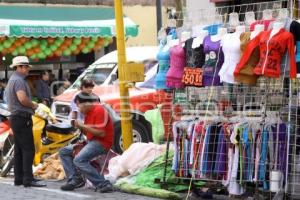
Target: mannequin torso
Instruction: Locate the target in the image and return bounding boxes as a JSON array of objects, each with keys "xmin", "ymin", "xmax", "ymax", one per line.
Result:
[
  {"xmin": 251, "ymin": 24, "xmax": 264, "ymax": 39},
  {"xmin": 192, "ymin": 30, "xmax": 209, "ymax": 48},
  {"xmin": 270, "ymin": 22, "xmax": 284, "ymax": 38},
  {"xmin": 211, "ymin": 27, "xmax": 227, "ymax": 42}
]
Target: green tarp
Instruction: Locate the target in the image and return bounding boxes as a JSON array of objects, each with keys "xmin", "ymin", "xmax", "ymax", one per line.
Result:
[{"xmin": 0, "ymin": 5, "xmax": 138, "ymax": 37}]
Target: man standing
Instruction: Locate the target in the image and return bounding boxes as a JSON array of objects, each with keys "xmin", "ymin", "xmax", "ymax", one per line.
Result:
[
  {"xmin": 5, "ymin": 56, "xmax": 46, "ymax": 187},
  {"xmin": 35, "ymin": 71, "xmax": 51, "ymax": 106},
  {"xmin": 59, "ymin": 92, "xmax": 113, "ymax": 193}
]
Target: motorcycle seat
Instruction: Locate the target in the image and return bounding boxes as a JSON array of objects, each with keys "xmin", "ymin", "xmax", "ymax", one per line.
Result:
[{"xmin": 46, "ymin": 123, "xmax": 75, "ymax": 134}]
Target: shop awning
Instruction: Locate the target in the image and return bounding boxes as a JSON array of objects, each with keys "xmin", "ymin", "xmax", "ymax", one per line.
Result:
[{"xmin": 0, "ymin": 5, "xmax": 139, "ymax": 37}]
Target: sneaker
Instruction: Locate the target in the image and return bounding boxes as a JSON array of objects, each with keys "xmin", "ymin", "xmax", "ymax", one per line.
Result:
[
  {"xmin": 97, "ymin": 183, "xmax": 114, "ymax": 193},
  {"xmin": 60, "ymin": 180, "xmax": 85, "ymax": 191}
]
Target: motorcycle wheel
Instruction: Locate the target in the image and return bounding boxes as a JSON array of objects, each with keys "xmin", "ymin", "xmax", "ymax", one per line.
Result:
[
  {"xmin": 0, "ymin": 135, "xmax": 14, "ymax": 168},
  {"xmin": 0, "ymin": 144, "xmax": 14, "ymax": 177}
]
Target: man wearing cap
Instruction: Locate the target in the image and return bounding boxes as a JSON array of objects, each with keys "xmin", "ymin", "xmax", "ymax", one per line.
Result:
[{"xmin": 5, "ymin": 56, "xmax": 46, "ymax": 187}]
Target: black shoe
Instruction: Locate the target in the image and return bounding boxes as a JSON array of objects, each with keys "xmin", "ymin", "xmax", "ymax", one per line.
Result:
[
  {"xmin": 24, "ymin": 181, "xmax": 47, "ymax": 187},
  {"xmin": 60, "ymin": 180, "xmax": 85, "ymax": 191},
  {"xmin": 97, "ymin": 183, "xmax": 114, "ymax": 193},
  {"xmin": 14, "ymin": 181, "xmax": 23, "ymax": 186}
]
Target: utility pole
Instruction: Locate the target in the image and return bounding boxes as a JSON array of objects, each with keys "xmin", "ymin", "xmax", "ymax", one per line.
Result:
[
  {"xmin": 156, "ymin": 0, "xmax": 162, "ymax": 33},
  {"xmin": 114, "ymin": 0, "xmax": 133, "ymax": 150}
]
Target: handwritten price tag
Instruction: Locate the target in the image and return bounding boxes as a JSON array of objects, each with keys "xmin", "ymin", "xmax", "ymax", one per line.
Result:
[{"xmin": 182, "ymin": 67, "xmax": 203, "ymax": 86}]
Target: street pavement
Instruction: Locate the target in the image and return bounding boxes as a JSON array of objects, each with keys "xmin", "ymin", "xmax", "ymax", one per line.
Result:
[{"xmin": 0, "ymin": 177, "xmax": 160, "ymax": 200}]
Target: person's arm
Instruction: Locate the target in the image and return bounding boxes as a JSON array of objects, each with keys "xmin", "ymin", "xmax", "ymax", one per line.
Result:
[
  {"xmin": 16, "ymin": 90, "xmax": 37, "ymax": 110},
  {"xmin": 74, "ymin": 120, "xmax": 105, "ymax": 137}
]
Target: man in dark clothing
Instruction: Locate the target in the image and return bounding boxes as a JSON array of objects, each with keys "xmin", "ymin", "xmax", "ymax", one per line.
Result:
[
  {"xmin": 36, "ymin": 71, "xmax": 51, "ymax": 106},
  {"xmin": 5, "ymin": 56, "xmax": 46, "ymax": 188}
]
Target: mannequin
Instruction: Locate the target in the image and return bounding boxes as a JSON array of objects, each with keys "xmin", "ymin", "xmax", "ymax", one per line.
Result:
[
  {"xmin": 235, "ymin": 25, "xmax": 246, "ymax": 35},
  {"xmin": 245, "ymin": 11, "xmax": 256, "ymax": 25},
  {"xmin": 263, "ymin": 9, "xmax": 273, "ymax": 20},
  {"xmin": 192, "ymin": 29, "xmax": 208, "ymax": 48},
  {"xmin": 278, "ymin": 8, "xmax": 288, "ymax": 20},
  {"xmin": 180, "ymin": 31, "xmax": 191, "ymax": 47},
  {"xmin": 211, "ymin": 27, "xmax": 227, "ymax": 41},
  {"xmin": 270, "ymin": 22, "xmax": 284, "ymax": 38},
  {"xmin": 229, "ymin": 12, "xmax": 240, "ymax": 27},
  {"xmin": 251, "ymin": 24, "xmax": 264, "ymax": 39},
  {"xmin": 163, "ymin": 35, "xmax": 173, "ymax": 52}
]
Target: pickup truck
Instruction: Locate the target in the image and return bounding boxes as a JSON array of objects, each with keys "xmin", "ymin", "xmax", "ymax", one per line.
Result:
[{"xmin": 51, "ymin": 46, "xmax": 170, "ymax": 153}]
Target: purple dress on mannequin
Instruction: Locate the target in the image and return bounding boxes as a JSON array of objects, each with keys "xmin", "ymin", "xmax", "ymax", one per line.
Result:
[{"xmin": 202, "ymin": 36, "xmax": 224, "ymax": 86}]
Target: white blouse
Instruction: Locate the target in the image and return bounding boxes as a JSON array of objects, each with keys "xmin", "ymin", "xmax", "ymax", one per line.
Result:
[{"xmin": 219, "ymin": 32, "xmax": 242, "ymax": 84}]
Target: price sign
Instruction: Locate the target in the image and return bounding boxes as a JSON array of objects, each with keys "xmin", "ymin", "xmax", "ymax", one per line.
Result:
[{"xmin": 182, "ymin": 67, "xmax": 203, "ymax": 86}]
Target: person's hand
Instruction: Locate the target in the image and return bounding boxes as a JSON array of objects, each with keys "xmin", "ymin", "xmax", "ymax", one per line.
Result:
[{"xmin": 73, "ymin": 119, "xmax": 84, "ymax": 129}]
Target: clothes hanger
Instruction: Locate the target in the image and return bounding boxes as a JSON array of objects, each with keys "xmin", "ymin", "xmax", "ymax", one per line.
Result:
[
  {"xmin": 262, "ymin": 9, "xmax": 273, "ymax": 20},
  {"xmin": 245, "ymin": 11, "xmax": 256, "ymax": 25},
  {"xmin": 229, "ymin": 12, "xmax": 240, "ymax": 28}
]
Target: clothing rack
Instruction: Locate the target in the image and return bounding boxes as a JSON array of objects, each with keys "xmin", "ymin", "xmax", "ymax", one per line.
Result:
[{"xmin": 155, "ymin": 1, "xmax": 300, "ymax": 199}]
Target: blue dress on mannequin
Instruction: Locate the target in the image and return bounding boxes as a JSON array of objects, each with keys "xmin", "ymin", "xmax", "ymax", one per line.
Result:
[{"xmin": 155, "ymin": 43, "xmax": 170, "ymax": 89}]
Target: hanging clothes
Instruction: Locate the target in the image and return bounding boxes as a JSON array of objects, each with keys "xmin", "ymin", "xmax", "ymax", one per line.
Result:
[
  {"xmin": 166, "ymin": 44, "xmax": 186, "ymax": 89},
  {"xmin": 234, "ymin": 32, "xmax": 259, "ymax": 85},
  {"xmin": 235, "ymin": 29, "xmax": 296, "ymax": 78},
  {"xmin": 202, "ymin": 36, "xmax": 224, "ymax": 86},
  {"xmin": 155, "ymin": 43, "xmax": 171, "ymax": 90},
  {"xmin": 182, "ymin": 38, "xmax": 205, "ymax": 87},
  {"xmin": 289, "ymin": 20, "xmax": 300, "ymax": 75},
  {"xmin": 219, "ymin": 32, "xmax": 243, "ymax": 84},
  {"xmin": 249, "ymin": 19, "xmax": 275, "ymax": 31}
]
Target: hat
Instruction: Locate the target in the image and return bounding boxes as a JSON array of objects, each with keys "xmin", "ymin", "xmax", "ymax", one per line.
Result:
[{"xmin": 10, "ymin": 56, "xmax": 32, "ymax": 69}]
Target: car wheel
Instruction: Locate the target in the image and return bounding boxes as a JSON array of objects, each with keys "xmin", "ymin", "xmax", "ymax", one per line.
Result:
[{"xmin": 113, "ymin": 120, "xmax": 151, "ymax": 154}]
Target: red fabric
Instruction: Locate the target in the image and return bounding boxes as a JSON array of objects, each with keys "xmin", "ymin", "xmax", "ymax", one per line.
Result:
[
  {"xmin": 249, "ymin": 19, "xmax": 274, "ymax": 31},
  {"xmin": 235, "ymin": 29, "xmax": 296, "ymax": 78},
  {"xmin": 84, "ymin": 104, "xmax": 114, "ymax": 150}
]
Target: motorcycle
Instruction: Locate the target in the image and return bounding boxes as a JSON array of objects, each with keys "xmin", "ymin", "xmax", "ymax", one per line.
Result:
[{"xmin": 0, "ymin": 103, "xmax": 81, "ymax": 177}]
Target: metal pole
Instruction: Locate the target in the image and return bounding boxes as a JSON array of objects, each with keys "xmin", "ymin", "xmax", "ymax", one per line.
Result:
[
  {"xmin": 114, "ymin": 0, "xmax": 133, "ymax": 150},
  {"xmin": 156, "ymin": 0, "xmax": 162, "ymax": 33}
]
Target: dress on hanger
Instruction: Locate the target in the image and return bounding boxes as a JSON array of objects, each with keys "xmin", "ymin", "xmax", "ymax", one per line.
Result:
[
  {"xmin": 235, "ymin": 29, "xmax": 296, "ymax": 78},
  {"xmin": 218, "ymin": 32, "xmax": 243, "ymax": 84},
  {"xmin": 155, "ymin": 44, "xmax": 170, "ymax": 89},
  {"xmin": 166, "ymin": 44, "xmax": 186, "ymax": 89},
  {"xmin": 249, "ymin": 19, "xmax": 275, "ymax": 31},
  {"xmin": 185, "ymin": 38, "xmax": 205, "ymax": 67},
  {"xmin": 182, "ymin": 37, "xmax": 206, "ymax": 87},
  {"xmin": 202, "ymin": 36, "xmax": 224, "ymax": 86},
  {"xmin": 234, "ymin": 32, "xmax": 259, "ymax": 85},
  {"xmin": 289, "ymin": 20, "xmax": 300, "ymax": 75}
]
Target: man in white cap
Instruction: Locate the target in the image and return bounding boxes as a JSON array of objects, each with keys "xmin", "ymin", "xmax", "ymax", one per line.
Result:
[{"xmin": 5, "ymin": 56, "xmax": 46, "ymax": 187}]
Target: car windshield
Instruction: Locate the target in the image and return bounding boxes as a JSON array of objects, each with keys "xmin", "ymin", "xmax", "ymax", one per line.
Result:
[{"xmin": 69, "ymin": 63, "xmax": 116, "ymax": 89}]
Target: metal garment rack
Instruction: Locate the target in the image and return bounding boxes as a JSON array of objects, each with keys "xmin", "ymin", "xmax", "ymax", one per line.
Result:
[{"xmin": 157, "ymin": 0, "xmax": 300, "ymax": 199}]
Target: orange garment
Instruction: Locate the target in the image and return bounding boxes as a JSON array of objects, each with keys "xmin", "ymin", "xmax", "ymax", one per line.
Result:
[
  {"xmin": 234, "ymin": 32, "xmax": 259, "ymax": 85},
  {"xmin": 234, "ymin": 28, "xmax": 296, "ymax": 78}
]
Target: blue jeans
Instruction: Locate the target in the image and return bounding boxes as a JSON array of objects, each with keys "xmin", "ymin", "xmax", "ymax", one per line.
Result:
[{"xmin": 59, "ymin": 140, "xmax": 110, "ymax": 187}]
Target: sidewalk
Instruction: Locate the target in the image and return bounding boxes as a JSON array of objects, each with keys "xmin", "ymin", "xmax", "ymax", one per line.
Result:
[{"xmin": 0, "ymin": 177, "xmax": 159, "ymax": 200}]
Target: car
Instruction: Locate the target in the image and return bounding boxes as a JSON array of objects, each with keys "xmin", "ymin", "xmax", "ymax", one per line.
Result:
[{"xmin": 51, "ymin": 46, "xmax": 170, "ymax": 153}]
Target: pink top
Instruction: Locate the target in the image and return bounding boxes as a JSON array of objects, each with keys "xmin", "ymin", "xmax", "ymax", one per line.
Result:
[
  {"xmin": 166, "ymin": 44, "xmax": 186, "ymax": 89},
  {"xmin": 249, "ymin": 19, "xmax": 275, "ymax": 31}
]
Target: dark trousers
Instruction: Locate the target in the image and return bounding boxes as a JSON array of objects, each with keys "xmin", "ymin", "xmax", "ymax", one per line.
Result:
[{"xmin": 10, "ymin": 115, "xmax": 35, "ymax": 185}]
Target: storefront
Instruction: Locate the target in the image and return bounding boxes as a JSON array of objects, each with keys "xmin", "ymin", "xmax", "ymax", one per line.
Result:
[{"xmin": 0, "ymin": 4, "xmax": 138, "ymax": 81}]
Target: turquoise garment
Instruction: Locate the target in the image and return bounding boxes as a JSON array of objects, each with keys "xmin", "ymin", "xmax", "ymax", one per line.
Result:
[
  {"xmin": 203, "ymin": 24, "xmax": 222, "ymax": 35},
  {"xmin": 259, "ymin": 128, "xmax": 269, "ymax": 190},
  {"xmin": 296, "ymin": 42, "xmax": 300, "ymax": 62}
]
